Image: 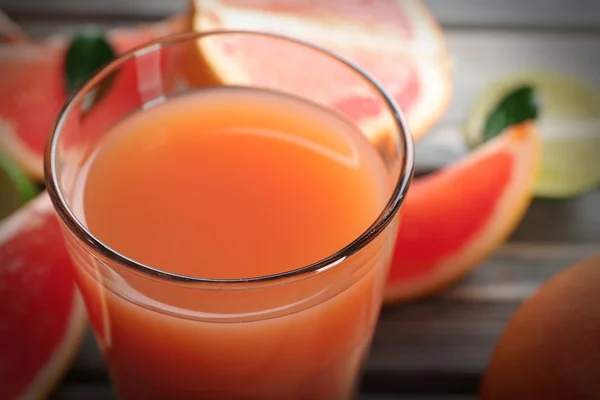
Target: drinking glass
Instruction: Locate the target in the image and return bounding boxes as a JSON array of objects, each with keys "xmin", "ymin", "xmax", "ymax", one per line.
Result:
[{"xmin": 45, "ymin": 31, "xmax": 414, "ymax": 400}]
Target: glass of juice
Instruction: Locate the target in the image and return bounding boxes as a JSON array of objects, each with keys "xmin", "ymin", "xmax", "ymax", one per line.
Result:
[{"xmin": 45, "ymin": 31, "xmax": 414, "ymax": 399}]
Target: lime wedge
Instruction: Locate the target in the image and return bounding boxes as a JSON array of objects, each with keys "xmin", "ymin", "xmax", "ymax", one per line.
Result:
[
  {"xmin": 463, "ymin": 71, "xmax": 600, "ymax": 198},
  {"xmin": 0, "ymin": 153, "xmax": 39, "ymax": 220}
]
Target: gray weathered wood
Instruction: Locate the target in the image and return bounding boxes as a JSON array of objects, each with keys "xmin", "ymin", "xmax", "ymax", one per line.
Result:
[
  {"xmin": 51, "ymin": 385, "xmax": 117, "ymax": 400},
  {"xmin": 360, "ymin": 397, "xmax": 475, "ymax": 400},
  {"xmin": 425, "ymin": 0, "xmax": 600, "ymax": 30},
  {"xmin": 441, "ymin": 29, "xmax": 600, "ymax": 120},
  {"xmin": 49, "ymin": 384, "xmax": 475, "ymax": 400},
  {"xmin": 3, "ymin": 0, "xmax": 600, "ymax": 29},
  {"xmin": 0, "ymin": 0, "xmax": 188, "ymax": 21},
  {"xmin": 511, "ymin": 191, "xmax": 600, "ymax": 243},
  {"xmin": 361, "ymin": 397, "xmax": 476, "ymax": 400}
]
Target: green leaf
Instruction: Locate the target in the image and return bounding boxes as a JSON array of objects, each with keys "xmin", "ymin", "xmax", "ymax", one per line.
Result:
[
  {"xmin": 0, "ymin": 153, "xmax": 40, "ymax": 220},
  {"xmin": 483, "ymin": 85, "xmax": 539, "ymax": 142},
  {"xmin": 64, "ymin": 30, "xmax": 116, "ymax": 94}
]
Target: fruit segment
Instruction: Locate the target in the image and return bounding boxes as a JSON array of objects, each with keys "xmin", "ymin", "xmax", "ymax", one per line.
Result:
[
  {"xmin": 385, "ymin": 122, "xmax": 541, "ymax": 303},
  {"xmin": 0, "ymin": 192, "xmax": 86, "ymax": 400},
  {"xmin": 0, "ymin": 42, "xmax": 66, "ymax": 180},
  {"xmin": 187, "ymin": 0, "xmax": 452, "ymax": 141}
]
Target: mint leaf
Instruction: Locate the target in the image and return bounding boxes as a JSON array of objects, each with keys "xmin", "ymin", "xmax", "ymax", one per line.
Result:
[
  {"xmin": 65, "ymin": 30, "xmax": 116, "ymax": 94},
  {"xmin": 483, "ymin": 86, "xmax": 539, "ymax": 142}
]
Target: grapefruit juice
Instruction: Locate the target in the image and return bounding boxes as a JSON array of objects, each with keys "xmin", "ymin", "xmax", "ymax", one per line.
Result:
[{"xmin": 69, "ymin": 87, "xmax": 398, "ymax": 399}]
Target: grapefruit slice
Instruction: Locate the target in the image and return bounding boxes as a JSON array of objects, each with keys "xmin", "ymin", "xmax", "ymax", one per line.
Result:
[
  {"xmin": 0, "ymin": 41, "xmax": 65, "ymax": 181},
  {"xmin": 385, "ymin": 122, "xmax": 541, "ymax": 303},
  {"xmin": 0, "ymin": 192, "xmax": 86, "ymax": 399},
  {"xmin": 187, "ymin": 0, "xmax": 452, "ymax": 141},
  {"xmin": 0, "ymin": 17, "xmax": 183, "ymax": 181}
]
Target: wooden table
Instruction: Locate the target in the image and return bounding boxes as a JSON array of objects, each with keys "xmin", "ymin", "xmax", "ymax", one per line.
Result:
[{"xmin": 3, "ymin": 1, "xmax": 599, "ymax": 398}]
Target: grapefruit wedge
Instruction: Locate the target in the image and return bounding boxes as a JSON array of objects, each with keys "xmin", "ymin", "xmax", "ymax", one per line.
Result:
[
  {"xmin": 186, "ymin": 0, "xmax": 452, "ymax": 141},
  {"xmin": 385, "ymin": 122, "xmax": 541, "ymax": 303},
  {"xmin": 0, "ymin": 17, "xmax": 183, "ymax": 181},
  {"xmin": 0, "ymin": 41, "xmax": 64, "ymax": 181},
  {"xmin": 0, "ymin": 192, "xmax": 86, "ymax": 399}
]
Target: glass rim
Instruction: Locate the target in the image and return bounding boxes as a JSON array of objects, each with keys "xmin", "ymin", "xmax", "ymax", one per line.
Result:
[{"xmin": 44, "ymin": 29, "xmax": 415, "ymax": 285}]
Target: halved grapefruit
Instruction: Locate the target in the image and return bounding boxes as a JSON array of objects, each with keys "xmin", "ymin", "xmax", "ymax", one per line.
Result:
[
  {"xmin": 0, "ymin": 17, "xmax": 184, "ymax": 181},
  {"xmin": 384, "ymin": 122, "xmax": 541, "ymax": 303},
  {"xmin": 186, "ymin": 0, "xmax": 452, "ymax": 141},
  {"xmin": 0, "ymin": 192, "xmax": 86, "ymax": 399}
]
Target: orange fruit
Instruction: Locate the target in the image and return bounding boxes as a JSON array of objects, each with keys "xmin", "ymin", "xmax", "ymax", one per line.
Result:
[
  {"xmin": 186, "ymin": 0, "xmax": 452, "ymax": 141},
  {"xmin": 481, "ymin": 254, "xmax": 600, "ymax": 399},
  {"xmin": 0, "ymin": 192, "xmax": 87, "ymax": 399},
  {"xmin": 385, "ymin": 122, "xmax": 541, "ymax": 303}
]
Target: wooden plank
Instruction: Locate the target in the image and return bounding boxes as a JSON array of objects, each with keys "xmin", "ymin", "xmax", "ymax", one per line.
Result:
[
  {"xmin": 362, "ymin": 396, "xmax": 476, "ymax": 400},
  {"xmin": 50, "ymin": 385, "xmax": 117, "ymax": 400},
  {"xmin": 12, "ymin": 19, "xmax": 134, "ymax": 37},
  {"xmin": 0, "ymin": 0, "xmax": 187, "ymax": 21},
  {"xmin": 440, "ymin": 30, "xmax": 600, "ymax": 122},
  {"xmin": 511, "ymin": 191, "xmax": 600, "ymax": 243},
  {"xmin": 3, "ymin": 0, "xmax": 600, "ymax": 29},
  {"xmin": 49, "ymin": 384, "xmax": 476, "ymax": 400},
  {"xmin": 361, "ymin": 396, "xmax": 476, "ymax": 400},
  {"xmin": 425, "ymin": 0, "xmax": 600, "ymax": 30}
]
